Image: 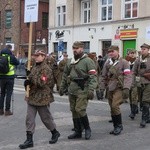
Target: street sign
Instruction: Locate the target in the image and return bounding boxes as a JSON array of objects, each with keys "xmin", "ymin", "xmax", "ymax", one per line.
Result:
[
  {"xmin": 58, "ymin": 41, "xmax": 64, "ymax": 51},
  {"xmin": 24, "ymin": 0, "xmax": 39, "ymax": 23}
]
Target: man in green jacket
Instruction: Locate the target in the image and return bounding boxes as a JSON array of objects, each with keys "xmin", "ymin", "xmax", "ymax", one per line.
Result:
[{"xmin": 59, "ymin": 41, "xmax": 97, "ymax": 140}]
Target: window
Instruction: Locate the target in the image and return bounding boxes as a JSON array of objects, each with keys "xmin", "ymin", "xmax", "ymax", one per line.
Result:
[
  {"xmin": 56, "ymin": 5, "xmax": 66, "ymax": 26},
  {"xmin": 5, "ymin": 10, "xmax": 12, "ymax": 29},
  {"xmin": 81, "ymin": 1, "xmax": 91, "ymax": 24},
  {"xmin": 53, "ymin": 42, "xmax": 67, "ymax": 59},
  {"xmin": 42, "ymin": 12, "xmax": 48, "ymax": 29},
  {"xmin": 102, "ymin": 41, "xmax": 111, "ymax": 56},
  {"xmin": 82, "ymin": 41, "xmax": 90, "ymax": 53},
  {"xmin": 101, "ymin": 0, "xmax": 112, "ymax": 21},
  {"xmin": 124, "ymin": 0, "xmax": 138, "ymax": 19},
  {"xmin": 5, "ymin": 37, "xmax": 11, "ymax": 43}
]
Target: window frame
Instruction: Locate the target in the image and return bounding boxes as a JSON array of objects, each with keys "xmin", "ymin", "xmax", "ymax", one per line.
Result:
[
  {"xmin": 81, "ymin": 0, "xmax": 91, "ymax": 24},
  {"xmin": 5, "ymin": 10, "xmax": 12, "ymax": 29},
  {"xmin": 100, "ymin": 0, "xmax": 113, "ymax": 22},
  {"xmin": 42, "ymin": 12, "xmax": 48, "ymax": 29},
  {"xmin": 123, "ymin": 0, "xmax": 139, "ymax": 19},
  {"xmin": 5, "ymin": 37, "xmax": 12, "ymax": 44},
  {"xmin": 56, "ymin": 5, "xmax": 66, "ymax": 27}
]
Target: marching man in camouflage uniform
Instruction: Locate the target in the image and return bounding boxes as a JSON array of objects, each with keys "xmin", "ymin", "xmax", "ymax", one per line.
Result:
[
  {"xmin": 59, "ymin": 41, "xmax": 97, "ymax": 140},
  {"xmin": 19, "ymin": 50, "xmax": 60, "ymax": 149},
  {"xmin": 132, "ymin": 43, "xmax": 150, "ymax": 128},
  {"xmin": 100, "ymin": 45, "xmax": 132, "ymax": 135}
]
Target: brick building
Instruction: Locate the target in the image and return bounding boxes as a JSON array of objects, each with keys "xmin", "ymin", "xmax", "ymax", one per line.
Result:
[
  {"xmin": 0, "ymin": 0, "xmax": 20, "ymax": 54},
  {"xmin": 0, "ymin": 0, "xmax": 49, "ymax": 57}
]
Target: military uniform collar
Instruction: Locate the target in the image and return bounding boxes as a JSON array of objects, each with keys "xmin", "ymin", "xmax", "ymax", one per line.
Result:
[{"xmin": 71, "ymin": 54, "xmax": 87, "ymax": 64}]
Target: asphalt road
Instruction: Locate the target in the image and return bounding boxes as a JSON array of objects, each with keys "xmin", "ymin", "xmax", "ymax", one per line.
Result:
[{"xmin": 0, "ymin": 79, "xmax": 150, "ymax": 150}]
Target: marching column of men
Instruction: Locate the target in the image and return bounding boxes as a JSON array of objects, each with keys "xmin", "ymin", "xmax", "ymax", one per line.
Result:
[{"xmin": 14, "ymin": 41, "xmax": 150, "ymax": 149}]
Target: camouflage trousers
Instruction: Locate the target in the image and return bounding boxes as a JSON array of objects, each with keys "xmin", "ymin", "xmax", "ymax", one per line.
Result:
[
  {"xmin": 108, "ymin": 89, "xmax": 123, "ymax": 116},
  {"xmin": 69, "ymin": 93, "xmax": 88, "ymax": 118}
]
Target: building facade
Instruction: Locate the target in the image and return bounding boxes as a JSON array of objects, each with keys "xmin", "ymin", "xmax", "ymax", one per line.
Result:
[
  {"xmin": 0, "ymin": 0, "xmax": 49, "ymax": 57},
  {"xmin": 48, "ymin": 0, "xmax": 150, "ymax": 58},
  {"xmin": 0, "ymin": 0, "xmax": 20, "ymax": 53}
]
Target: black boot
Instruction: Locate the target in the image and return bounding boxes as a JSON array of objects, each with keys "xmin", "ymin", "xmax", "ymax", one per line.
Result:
[
  {"xmin": 68, "ymin": 118, "xmax": 82, "ymax": 139},
  {"xmin": 146, "ymin": 108, "xmax": 150, "ymax": 123},
  {"xmin": 71, "ymin": 118, "xmax": 84, "ymax": 131},
  {"xmin": 109, "ymin": 116, "xmax": 116, "ymax": 134},
  {"xmin": 129, "ymin": 104, "xmax": 138, "ymax": 120},
  {"xmin": 110, "ymin": 114, "xmax": 123, "ymax": 135},
  {"xmin": 19, "ymin": 131, "xmax": 33, "ymax": 149},
  {"xmin": 80, "ymin": 115, "xmax": 91, "ymax": 140},
  {"xmin": 96, "ymin": 91, "xmax": 101, "ymax": 100},
  {"xmin": 140, "ymin": 105, "xmax": 149, "ymax": 128},
  {"xmin": 49, "ymin": 129, "xmax": 60, "ymax": 144}
]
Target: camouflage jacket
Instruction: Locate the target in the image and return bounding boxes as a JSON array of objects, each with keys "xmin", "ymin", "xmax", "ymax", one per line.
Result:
[
  {"xmin": 60, "ymin": 54, "xmax": 98, "ymax": 95},
  {"xmin": 28, "ymin": 60, "xmax": 54, "ymax": 106},
  {"xmin": 100, "ymin": 57, "xmax": 132, "ymax": 91}
]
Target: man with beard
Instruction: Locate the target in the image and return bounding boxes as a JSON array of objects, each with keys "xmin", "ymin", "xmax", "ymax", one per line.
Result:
[{"xmin": 59, "ymin": 41, "xmax": 97, "ymax": 140}]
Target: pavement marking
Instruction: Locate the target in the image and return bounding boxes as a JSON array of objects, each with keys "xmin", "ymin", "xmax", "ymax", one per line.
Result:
[{"xmin": 14, "ymin": 87, "xmax": 25, "ymax": 91}]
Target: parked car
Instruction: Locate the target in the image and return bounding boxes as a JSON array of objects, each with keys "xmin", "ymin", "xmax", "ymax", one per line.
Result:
[{"xmin": 15, "ymin": 57, "xmax": 27, "ymax": 78}]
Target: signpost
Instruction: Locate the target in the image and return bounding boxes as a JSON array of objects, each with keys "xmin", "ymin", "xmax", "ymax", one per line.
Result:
[{"xmin": 24, "ymin": 0, "xmax": 39, "ymax": 98}]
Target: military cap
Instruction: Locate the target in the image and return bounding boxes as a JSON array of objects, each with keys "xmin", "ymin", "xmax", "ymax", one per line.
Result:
[
  {"xmin": 72, "ymin": 41, "xmax": 84, "ymax": 49},
  {"xmin": 34, "ymin": 50, "xmax": 46, "ymax": 56},
  {"xmin": 108, "ymin": 45, "xmax": 119, "ymax": 51},
  {"xmin": 88, "ymin": 53, "xmax": 95, "ymax": 60},
  {"xmin": 140, "ymin": 43, "xmax": 150, "ymax": 49},
  {"xmin": 127, "ymin": 49, "xmax": 136, "ymax": 54}
]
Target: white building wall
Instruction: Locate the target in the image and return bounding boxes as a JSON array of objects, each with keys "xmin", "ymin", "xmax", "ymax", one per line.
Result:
[{"xmin": 48, "ymin": 0, "xmax": 150, "ymax": 58}]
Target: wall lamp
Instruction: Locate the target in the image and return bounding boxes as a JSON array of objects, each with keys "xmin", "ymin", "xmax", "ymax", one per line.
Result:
[{"xmin": 101, "ymin": 27, "xmax": 104, "ymax": 30}]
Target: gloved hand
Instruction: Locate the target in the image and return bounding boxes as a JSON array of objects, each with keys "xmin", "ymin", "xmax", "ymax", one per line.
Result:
[
  {"xmin": 26, "ymin": 69, "xmax": 31, "ymax": 76},
  {"xmin": 24, "ymin": 79, "xmax": 31, "ymax": 88},
  {"xmin": 122, "ymin": 88, "xmax": 129, "ymax": 99},
  {"xmin": 59, "ymin": 88, "xmax": 64, "ymax": 96},
  {"xmin": 87, "ymin": 90, "xmax": 94, "ymax": 100}
]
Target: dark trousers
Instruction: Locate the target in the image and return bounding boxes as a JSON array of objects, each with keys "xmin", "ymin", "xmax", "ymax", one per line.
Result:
[{"xmin": 0, "ymin": 78, "xmax": 14, "ymax": 111}]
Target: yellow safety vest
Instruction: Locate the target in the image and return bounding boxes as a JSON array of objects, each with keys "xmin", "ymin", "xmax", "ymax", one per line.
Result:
[{"xmin": 0, "ymin": 55, "xmax": 15, "ymax": 76}]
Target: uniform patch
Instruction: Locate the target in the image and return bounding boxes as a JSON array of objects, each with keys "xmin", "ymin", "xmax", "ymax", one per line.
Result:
[
  {"xmin": 88, "ymin": 69, "xmax": 97, "ymax": 75},
  {"xmin": 41, "ymin": 74, "xmax": 48, "ymax": 81},
  {"xmin": 123, "ymin": 69, "xmax": 131, "ymax": 75}
]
